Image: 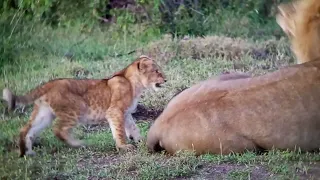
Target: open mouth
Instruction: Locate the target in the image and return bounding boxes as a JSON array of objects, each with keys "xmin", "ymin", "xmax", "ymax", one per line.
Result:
[{"xmin": 155, "ymin": 83, "xmax": 162, "ymax": 88}]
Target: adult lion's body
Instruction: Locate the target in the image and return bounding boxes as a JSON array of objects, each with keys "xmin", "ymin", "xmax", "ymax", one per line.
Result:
[
  {"xmin": 146, "ymin": 0, "xmax": 320, "ymax": 156},
  {"xmin": 147, "ymin": 60, "xmax": 320, "ymax": 155},
  {"xmin": 3, "ymin": 55, "xmax": 166, "ymax": 157}
]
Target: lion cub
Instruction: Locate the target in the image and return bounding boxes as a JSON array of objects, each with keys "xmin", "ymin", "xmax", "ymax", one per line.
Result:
[{"xmin": 3, "ymin": 55, "xmax": 166, "ymax": 157}]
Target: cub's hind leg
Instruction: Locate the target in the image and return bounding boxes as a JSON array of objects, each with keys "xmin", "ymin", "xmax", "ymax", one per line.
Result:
[
  {"xmin": 53, "ymin": 112, "xmax": 85, "ymax": 148},
  {"xmin": 19, "ymin": 104, "xmax": 55, "ymax": 157},
  {"xmin": 49, "ymin": 93, "xmax": 87, "ymax": 148}
]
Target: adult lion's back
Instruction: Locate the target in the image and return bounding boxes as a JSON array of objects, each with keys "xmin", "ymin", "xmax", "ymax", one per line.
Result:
[{"xmin": 147, "ymin": 61, "xmax": 320, "ymax": 155}]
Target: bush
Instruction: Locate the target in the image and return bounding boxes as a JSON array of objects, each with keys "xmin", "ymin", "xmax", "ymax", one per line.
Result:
[
  {"xmin": 0, "ymin": 0, "xmax": 290, "ymax": 72},
  {"xmin": 1, "ymin": 0, "xmax": 291, "ymax": 37}
]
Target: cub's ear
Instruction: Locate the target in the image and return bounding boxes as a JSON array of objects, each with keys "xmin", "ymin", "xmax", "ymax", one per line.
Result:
[
  {"xmin": 139, "ymin": 55, "xmax": 150, "ymax": 59},
  {"xmin": 137, "ymin": 59, "xmax": 148, "ymax": 72}
]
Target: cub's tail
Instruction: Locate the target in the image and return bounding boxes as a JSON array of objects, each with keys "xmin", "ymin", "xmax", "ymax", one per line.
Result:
[
  {"xmin": 2, "ymin": 80, "xmax": 56, "ymax": 111},
  {"xmin": 2, "ymin": 88, "xmax": 16, "ymax": 111}
]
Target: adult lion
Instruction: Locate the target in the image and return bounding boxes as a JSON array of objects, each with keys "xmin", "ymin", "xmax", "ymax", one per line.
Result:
[
  {"xmin": 276, "ymin": 0, "xmax": 320, "ymax": 64},
  {"xmin": 146, "ymin": 0, "xmax": 320, "ymax": 155}
]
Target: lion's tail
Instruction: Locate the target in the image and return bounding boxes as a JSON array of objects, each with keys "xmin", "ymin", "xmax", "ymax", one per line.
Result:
[{"xmin": 2, "ymin": 80, "xmax": 56, "ymax": 111}]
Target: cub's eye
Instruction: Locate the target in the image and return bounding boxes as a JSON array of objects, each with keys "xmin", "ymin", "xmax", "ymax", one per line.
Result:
[{"xmin": 155, "ymin": 70, "xmax": 159, "ymax": 73}]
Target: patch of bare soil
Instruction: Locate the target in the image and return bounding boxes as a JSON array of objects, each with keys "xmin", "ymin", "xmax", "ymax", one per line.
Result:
[
  {"xmin": 132, "ymin": 104, "xmax": 163, "ymax": 121},
  {"xmin": 136, "ymin": 34, "xmax": 292, "ymax": 64},
  {"xmin": 77, "ymin": 152, "xmax": 121, "ymax": 169},
  {"xmin": 180, "ymin": 162, "xmax": 320, "ymax": 180},
  {"xmin": 175, "ymin": 163, "xmax": 273, "ymax": 180},
  {"xmin": 75, "ymin": 152, "xmax": 320, "ymax": 180},
  {"xmin": 298, "ymin": 162, "xmax": 320, "ymax": 180},
  {"xmin": 76, "ymin": 152, "xmax": 121, "ymax": 180}
]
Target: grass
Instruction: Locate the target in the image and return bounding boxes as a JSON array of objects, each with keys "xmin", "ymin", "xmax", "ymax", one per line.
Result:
[{"xmin": 1, "ymin": 16, "xmax": 320, "ymax": 180}]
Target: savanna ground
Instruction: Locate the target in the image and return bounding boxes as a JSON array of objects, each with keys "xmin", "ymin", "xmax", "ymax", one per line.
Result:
[{"xmin": 1, "ymin": 12, "xmax": 320, "ymax": 180}]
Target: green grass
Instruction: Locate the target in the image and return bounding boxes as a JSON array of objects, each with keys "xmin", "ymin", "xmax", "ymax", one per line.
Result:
[{"xmin": 1, "ymin": 17, "xmax": 320, "ymax": 180}]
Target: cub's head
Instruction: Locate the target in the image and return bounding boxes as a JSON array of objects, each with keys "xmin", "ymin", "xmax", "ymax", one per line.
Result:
[{"xmin": 135, "ymin": 55, "xmax": 167, "ymax": 91}]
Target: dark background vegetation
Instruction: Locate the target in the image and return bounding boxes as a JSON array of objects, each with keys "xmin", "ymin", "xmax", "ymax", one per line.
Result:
[{"xmin": 1, "ymin": 0, "xmax": 290, "ymax": 70}]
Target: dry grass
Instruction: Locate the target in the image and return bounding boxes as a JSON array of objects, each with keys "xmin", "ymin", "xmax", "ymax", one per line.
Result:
[{"xmin": 137, "ymin": 34, "xmax": 293, "ymax": 64}]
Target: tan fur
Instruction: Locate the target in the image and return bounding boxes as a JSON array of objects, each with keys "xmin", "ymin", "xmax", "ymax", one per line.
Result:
[
  {"xmin": 3, "ymin": 55, "xmax": 166, "ymax": 157},
  {"xmin": 147, "ymin": 60, "xmax": 320, "ymax": 155},
  {"xmin": 276, "ymin": 0, "xmax": 320, "ymax": 64},
  {"xmin": 146, "ymin": 0, "xmax": 320, "ymax": 155}
]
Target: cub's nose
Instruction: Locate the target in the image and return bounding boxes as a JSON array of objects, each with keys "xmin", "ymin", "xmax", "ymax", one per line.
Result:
[{"xmin": 164, "ymin": 79, "xmax": 167, "ymax": 83}]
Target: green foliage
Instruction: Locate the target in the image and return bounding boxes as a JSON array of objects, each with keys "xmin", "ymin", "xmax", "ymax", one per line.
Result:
[
  {"xmin": 0, "ymin": 0, "xmax": 291, "ymax": 38},
  {"xmin": 156, "ymin": 0, "xmax": 292, "ymax": 37},
  {"xmin": 0, "ymin": 0, "xmax": 108, "ymax": 26}
]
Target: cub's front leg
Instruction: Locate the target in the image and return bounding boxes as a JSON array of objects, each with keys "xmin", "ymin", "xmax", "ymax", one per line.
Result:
[
  {"xmin": 106, "ymin": 107, "xmax": 135, "ymax": 152},
  {"xmin": 125, "ymin": 113, "xmax": 142, "ymax": 143}
]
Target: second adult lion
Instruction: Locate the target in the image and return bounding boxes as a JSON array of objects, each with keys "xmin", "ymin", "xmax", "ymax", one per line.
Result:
[
  {"xmin": 146, "ymin": 0, "xmax": 320, "ymax": 155},
  {"xmin": 147, "ymin": 60, "xmax": 320, "ymax": 155}
]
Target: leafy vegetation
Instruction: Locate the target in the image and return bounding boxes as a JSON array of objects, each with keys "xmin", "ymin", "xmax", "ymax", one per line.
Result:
[{"xmin": 1, "ymin": 0, "xmax": 320, "ymax": 179}]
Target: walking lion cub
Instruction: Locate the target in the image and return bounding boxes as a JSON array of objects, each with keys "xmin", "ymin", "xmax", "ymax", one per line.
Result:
[{"xmin": 3, "ymin": 55, "xmax": 166, "ymax": 157}]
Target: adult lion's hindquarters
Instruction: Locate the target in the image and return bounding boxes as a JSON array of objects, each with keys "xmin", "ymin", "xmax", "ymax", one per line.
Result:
[
  {"xmin": 146, "ymin": 60, "xmax": 320, "ymax": 155},
  {"xmin": 147, "ymin": 72, "xmax": 252, "ymax": 154}
]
